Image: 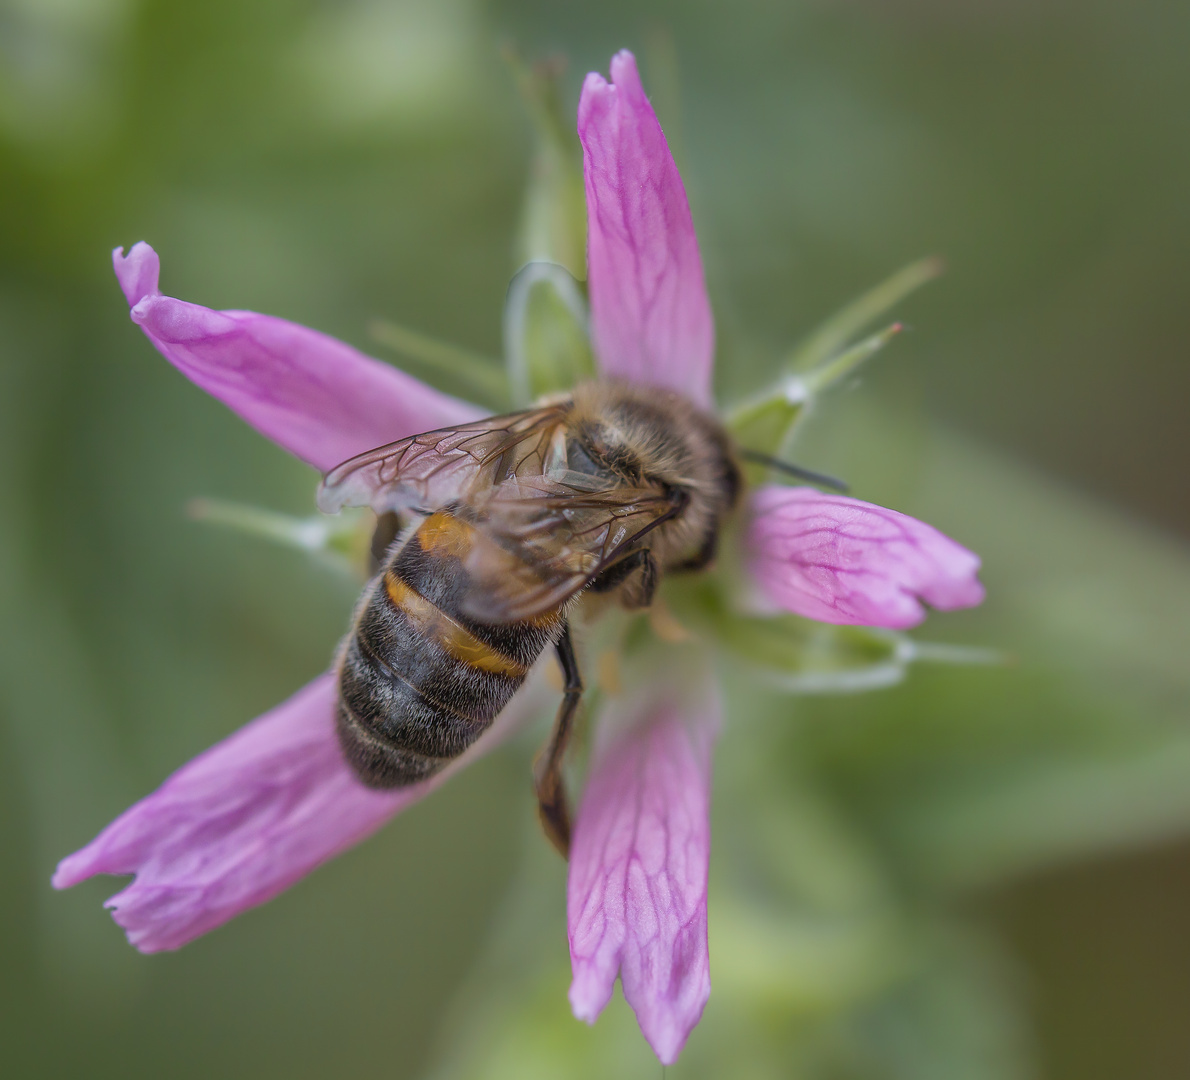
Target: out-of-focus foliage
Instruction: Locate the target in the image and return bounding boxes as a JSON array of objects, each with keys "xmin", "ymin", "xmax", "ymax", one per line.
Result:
[
  {"xmin": 502, "ymin": 53, "xmax": 593, "ymax": 404},
  {"xmin": 2, "ymin": 2, "xmax": 1189, "ymax": 1079}
]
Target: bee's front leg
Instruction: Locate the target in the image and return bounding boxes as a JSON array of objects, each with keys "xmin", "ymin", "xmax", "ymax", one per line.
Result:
[
  {"xmin": 534, "ymin": 622, "xmax": 582, "ymax": 859},
  {"xmin": 670, "ymin": 528, "xmax": 718, "ymax": 574},
  {"xmin": 588, "ymin": 548, "xmax": 658, "ymax": 610}
]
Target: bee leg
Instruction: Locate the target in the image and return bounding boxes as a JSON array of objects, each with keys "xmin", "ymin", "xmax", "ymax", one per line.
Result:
[
  {"xmin": 588, "ymin": 549, "xmax": 657, "ymax": 610},
  {"xmin": 671, "ymin": 528, "xmax": 718, "ymax": 574},
  {"xmin": 535, "ymin": 622, "xmax": 582, "ymax": 859},
  {"xmin": 368, "ymin": 511, "xmax": 403, "ymax": 573}
]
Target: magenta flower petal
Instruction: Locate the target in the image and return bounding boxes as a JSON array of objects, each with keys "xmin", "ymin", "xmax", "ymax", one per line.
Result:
[
  {"xmin": 54, "ymin": 673, "xmax": 443, "ymax": 952},
  {"xmin": 747, "ymin": 485, "xmax": 986, "ymax": 629},
  {"xmin": 113, "ymin": 243, "xmax": 484, "ymax": 472},
  {"xmin": 567, "ymin": 693, "xmax": 718, "ymax": 1065},
  {"xmin": 578, "ymin": 51, "xmax": 715, "ymax": 408}
]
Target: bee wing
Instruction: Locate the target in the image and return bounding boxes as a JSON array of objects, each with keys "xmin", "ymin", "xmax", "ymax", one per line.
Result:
[
  {"xmin": 316, "ymin": 404, "xmax": 570, "ymax": 515},
  {"xmin": 459, "ymin": 473, "xmax": 685, "ymax": 624}
]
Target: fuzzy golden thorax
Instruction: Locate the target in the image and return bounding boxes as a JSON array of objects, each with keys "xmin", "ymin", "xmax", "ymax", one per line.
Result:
[{"xmin": 564, "ymin": 380, "xmax": 740, "ymax": 573}]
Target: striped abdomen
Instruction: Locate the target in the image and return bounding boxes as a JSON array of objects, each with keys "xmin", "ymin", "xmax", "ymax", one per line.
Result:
[{"xmin": 337, "ymin": 509, "xmax": 561, "ymax": 787}]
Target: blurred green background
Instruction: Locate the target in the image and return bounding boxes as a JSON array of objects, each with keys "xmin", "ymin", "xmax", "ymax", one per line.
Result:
[{"xmin": 2, "ymin": 1, "xmax": 1189, "ymax": 1077}]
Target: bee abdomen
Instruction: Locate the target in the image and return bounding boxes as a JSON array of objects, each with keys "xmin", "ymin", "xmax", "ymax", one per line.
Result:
[
  {"xmin": 337, "ymin": 510, "xmax": 557, "ymax": 789},
  {"xmin": 396, "ymin": 509, "xmax": 562, "ymax": 664}
]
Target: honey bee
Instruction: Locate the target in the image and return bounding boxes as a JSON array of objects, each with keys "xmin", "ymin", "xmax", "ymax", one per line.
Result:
[{"xmin": 317, "ymin": 379, "xmax": 741, "ymax": 856}]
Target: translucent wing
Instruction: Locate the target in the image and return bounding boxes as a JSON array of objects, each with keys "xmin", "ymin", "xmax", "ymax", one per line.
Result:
[
  {"xmin": 459, "ymin": 473, "xmax": 686, "ymax": 623},
  {"xmin": 317, "ymin": 404, "xmax": 570, "ymax": 515}
]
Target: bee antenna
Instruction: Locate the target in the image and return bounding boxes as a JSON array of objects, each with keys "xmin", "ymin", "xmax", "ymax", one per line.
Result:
[{"xmin": 740, "ymin": 450, "xmax": 850, "ymax": 493}]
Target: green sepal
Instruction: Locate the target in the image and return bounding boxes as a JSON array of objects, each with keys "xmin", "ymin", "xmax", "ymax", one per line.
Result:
[
  {"xmin": 502, "ymin": 51, "xmax": 595, "ymax": 404},
  {"xmin": 786, "ymin": 256, "xmax": 942, "ymax": 374},
  {"xmin": 726, "ymin": 258, "xmax": 941, "ymax": 476},
  {"xmin": 506, "ymin": 49, "xmax": 587, "ymax": 281},
  {"xmin": 723, "ymin": 377, "xmax": 813, "ymax": 469},
  {"xmin": 802, "ymin": 320, "xmax": 905, "ymax": 397},
  {"xmin": 187, "ymin": 497, "xmax": 373, "ymax": 578},
  {"xmin": 735, "ymin": 322, "xmax": 906, "ymax": 485},
  {"xmin": 726, "ymin": 321, "xmax": 906, "ymax": 481},
  {"xmin": 504, "ymin": 261, "xmax": 595, "ymax": 404},
  {"xmin": 666, "ymin": 574, "xmax": 998, "ymax": 694},
  {"xmin": 369, "ymin": 319, "xmax": 509, "ymax": 411}
]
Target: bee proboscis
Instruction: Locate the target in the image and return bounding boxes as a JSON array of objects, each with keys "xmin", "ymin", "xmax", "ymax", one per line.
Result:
[{"xmin": 317, "ymin": 380, "xmax": 740, "ymax": 855}]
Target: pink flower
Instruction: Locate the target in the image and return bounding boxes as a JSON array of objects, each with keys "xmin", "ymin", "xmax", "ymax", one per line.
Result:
[
  {"xmin": 568, "ymin": 691, "xmax": 718, "ymax": 1065},
  {"xmin": 747, "ymin": 486, "xmax": 985, "ymax": 630},
  {"xmin": 55, "ymin": 49, "xmax": 983, "ymax": 1065},
  {"xmin": 579, "ymin": 52, "xmax": 715, "ymax": 410},
  {"xmin": 110, "ymin": 242, "xmax": 484, "ymax": 472},
  {"xmin": 54, "ymin": 675, "xmax": 413, "ymax": 952}
]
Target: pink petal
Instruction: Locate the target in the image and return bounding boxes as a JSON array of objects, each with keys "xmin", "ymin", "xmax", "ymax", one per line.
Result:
[
  {"xmin": 55, "ymin": 672, "xmax": 466, "ymax": 952},
  {"xmin": 567, "ymin": 693, "xmax": 718, "ymax": 1065},
  {"xmin": 747, "ymin": 485, "xmax": 986, "ymax": 629},
  {"xmin": 578, "ymin": 51, "xmax": 715, "ymax": 408},
  {"xmin": 113, "ymin": 243, "xmax": 483, "ymax": 473}
]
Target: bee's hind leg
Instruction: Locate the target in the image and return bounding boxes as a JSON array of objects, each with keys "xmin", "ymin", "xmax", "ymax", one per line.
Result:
[
  {"xmin": 535, "ymin": 622, "xmax": 582, "ymax": 858},
  {"xmin": 368, "ymin": 511, "xmax": 403, "ymax": 573}
]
